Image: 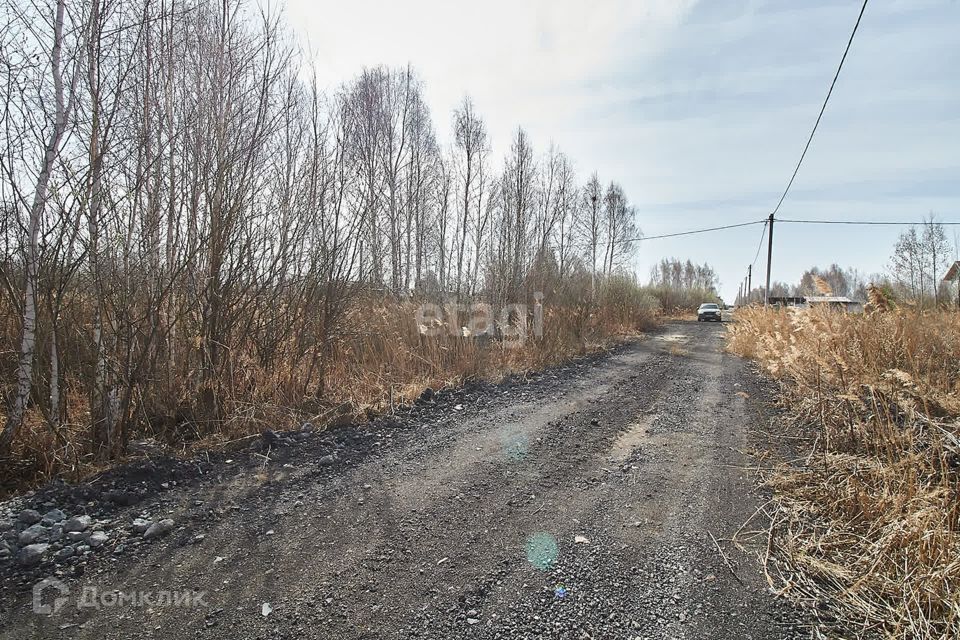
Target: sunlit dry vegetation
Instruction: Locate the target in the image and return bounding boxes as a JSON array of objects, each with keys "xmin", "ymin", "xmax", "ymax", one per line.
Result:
[
  {"xmin": 3, "ymin": 284, "xmax": 657, "ymax": 494},
  {"xmin": 728, "ymin": 305, "xmax": 960, "ymax": 638}
]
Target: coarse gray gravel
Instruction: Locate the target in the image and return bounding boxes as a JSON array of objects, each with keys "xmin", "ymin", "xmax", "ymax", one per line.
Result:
[{"xmin": 0, "ymin": 321, "xmax": 808, "ymax": 639}]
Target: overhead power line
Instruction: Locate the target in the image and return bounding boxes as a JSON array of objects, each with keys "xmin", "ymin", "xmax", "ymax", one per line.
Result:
[
  {"xmin": 778, "ymin": 218, "xmax": 960, "ymax": 226},
  {"xmin": 631, "ymin": 219, "xmax": 766, "ymax": 242},
  {"xmin": 630, "ymin": 216, "xmax": 960, "ymax": 245},
  {"xmin": 750, "ymin": 221, "xmax": 767, "ymax": 267},
  {"xmin": 769, "ymin": 0, "xmax": 870, "ymax": 218}
]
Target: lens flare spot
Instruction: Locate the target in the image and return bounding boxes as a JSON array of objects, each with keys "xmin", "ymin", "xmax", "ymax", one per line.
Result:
[
  {"xmin": 525, "ymin": 532, "xmax": 558, "ymax": 570},
  {"xmin": 503, "ymin": 432, "xmax": 528, "ymax": 460}
]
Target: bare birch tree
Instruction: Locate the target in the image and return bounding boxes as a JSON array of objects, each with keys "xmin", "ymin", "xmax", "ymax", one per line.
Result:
[
  {"xmin": 452, "ymin": 97, "xmax": 487, "ymax": 298},
  {"xmin": 0, "ymin": 0, "xmax": 82, "ymax": 454}
]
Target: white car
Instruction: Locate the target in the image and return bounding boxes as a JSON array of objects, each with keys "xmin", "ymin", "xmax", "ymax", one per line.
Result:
[{"xmin": 697, "ymin": 303, "xmax": 722, "ymax": 322}]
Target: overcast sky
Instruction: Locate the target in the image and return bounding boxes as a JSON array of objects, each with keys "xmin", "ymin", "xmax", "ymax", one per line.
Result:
[{"xmin": 285, "ymin": 0, "xmax": 959, "ymax": 301}]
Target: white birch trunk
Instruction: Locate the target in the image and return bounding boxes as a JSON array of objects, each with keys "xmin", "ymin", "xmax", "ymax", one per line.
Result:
[{"xmin": 0, "ymin": 0, "xmax": 72, "ymax": 455}]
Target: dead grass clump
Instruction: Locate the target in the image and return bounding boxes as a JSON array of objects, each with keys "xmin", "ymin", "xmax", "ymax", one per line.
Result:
[
  {"xmin": 866, "ymin": 284, "xmax": 894, "ymax": 313},
  {"xmin": 668, "ymin": 344, "xmax": 688, "ymax": 357},
  {"xmin": 728, "ymin": 305, "xmax": 960, "ymax": 638},
  {"xmin": 321, "ymin": 298, "xmax": 658, "ymax": 416},
  {"xmin": 813, "ymin": 275, "xmax": 833, "ymax": 295}
]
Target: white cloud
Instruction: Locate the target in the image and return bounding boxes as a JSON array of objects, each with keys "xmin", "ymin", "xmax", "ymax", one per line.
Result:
[{"xmin": 283, "ymin": 0, "xmax": 698, "ymax": 150}]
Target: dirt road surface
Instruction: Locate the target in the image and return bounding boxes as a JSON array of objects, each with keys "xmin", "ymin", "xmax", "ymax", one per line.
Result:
[{"xmin": 0, "ymin": 321, "xmax": 806, "ymax": 639}]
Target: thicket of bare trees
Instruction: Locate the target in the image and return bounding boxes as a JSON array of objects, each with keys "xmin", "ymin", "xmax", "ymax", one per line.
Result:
[
  {"xmin": 644, "ymin": 258, "xmax": 720, "ymax": 311},
  {"xmin": 890, "ymin": 217, "xmax": 953, "ymax": 306},
  {"xmin": 0, "ymin": 0, "xmax": 641, "ymax": 470},
  {"xmin": 649, "ymin": 258, "xmax": 719, "ymax": 292}
]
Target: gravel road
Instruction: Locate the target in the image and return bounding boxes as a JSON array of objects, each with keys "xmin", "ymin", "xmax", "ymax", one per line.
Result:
[{"xmin": 0, "ymin": 321, "xmax": 806, "ymax": 639}]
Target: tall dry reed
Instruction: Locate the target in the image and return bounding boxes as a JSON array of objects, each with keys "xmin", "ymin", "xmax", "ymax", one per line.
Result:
[{"xmin": 729, "ymin": 306, "xmax": 960, "ymax": 638}]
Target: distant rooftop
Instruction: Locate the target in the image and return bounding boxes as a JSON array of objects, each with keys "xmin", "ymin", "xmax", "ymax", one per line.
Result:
[
  {"xmin": 766, "ymin": 295, "xmax": 863, "ymax": 306},
  {"xmin": 805, "ymin": 296, "xmax": 857, "ymax": 304},
  {"xmin": 944, "ymin": 261, "xmax": 960, "ymax": 282}
]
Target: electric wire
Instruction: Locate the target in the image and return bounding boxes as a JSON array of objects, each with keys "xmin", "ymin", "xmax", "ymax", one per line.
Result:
[
  {"xmin": 778, "ymin": 218, "xmax": 960, "ymax": 226},
  {"xmin": 769, "ymin": 0, "xmax": 870, "ymax": 218},
  {"xmin": 630, "ymin": 217, "xmax": 960, "ymax": 244},
  {"xmin": 750, "ymin": 221, "xmax": 767, "ymax": 267},
  {"xmin": 629, "ymin": 219, "xmax": 766, "ymax": 242}
]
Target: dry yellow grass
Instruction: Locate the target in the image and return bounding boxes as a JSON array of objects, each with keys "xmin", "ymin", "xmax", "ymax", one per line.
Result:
[
  {"xmin": 2, "ymin": 297, "xmax": 657, "ymax": 494},
  {"xmin": 728, "ymin": 306, "xmax": 960, "ymax": 638}
]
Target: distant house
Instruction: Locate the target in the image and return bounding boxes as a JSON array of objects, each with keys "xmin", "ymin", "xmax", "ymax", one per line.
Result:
[
  {"xmin": 804, "ymin": 296, "xmax": 864, "ymax": 313},
  {"xmin": 945, "ymin": 261, "xmax": 960, "ymax": 281},
  {"xmin": 944, "ymin": 261, "xmax": 960, "ymax": 308},
  {"xmin": 767, "ymin": 296, "xmax": 805, "ymax": 308},
  {"xmin": 768, "ymin": 295, "xmax": 863, "ymax": 313}
]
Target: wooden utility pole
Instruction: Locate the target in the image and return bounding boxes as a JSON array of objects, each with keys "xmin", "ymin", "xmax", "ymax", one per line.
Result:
[
  {"xmin": 747, "ymin": 264, "xmax": 752, "ymax": 303},
  {"xmin": 764, "ymin": 214, "xmax": 774, "ymax": 307}
]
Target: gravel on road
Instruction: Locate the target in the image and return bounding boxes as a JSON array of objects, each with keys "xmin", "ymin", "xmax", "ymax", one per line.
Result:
[{"xmin": 0, "ymin": 321, "xmax": 807, "ymax": 639}]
